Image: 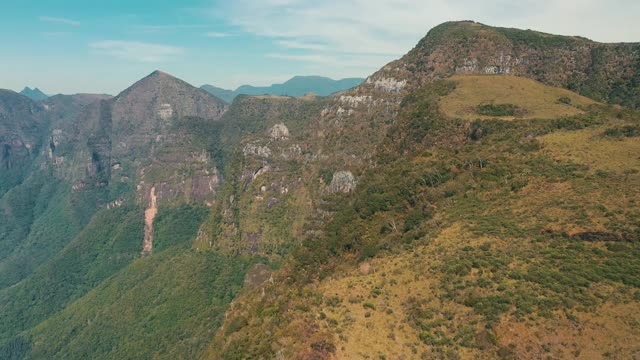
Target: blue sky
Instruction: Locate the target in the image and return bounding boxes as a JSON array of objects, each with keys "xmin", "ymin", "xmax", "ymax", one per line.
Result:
[{"xmin": 1, "ymin": 0, "xmax": 639, "ymax": 95}]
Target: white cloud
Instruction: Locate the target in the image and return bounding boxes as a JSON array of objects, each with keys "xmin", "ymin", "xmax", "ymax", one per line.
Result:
[
  {"xmin": 211, "ymin": 0, "xmax": 640, "ymax": 76},
  {"xmin": 39, "ymin": 16, "xmax": 80, "ymax": 26},
  {"xmin": 89, "ymin": 41, "xmax": 185, "ymax": 62},
  {"xmin": 205, "ymin": 32, "xmax": 232, "ymax": 38}
]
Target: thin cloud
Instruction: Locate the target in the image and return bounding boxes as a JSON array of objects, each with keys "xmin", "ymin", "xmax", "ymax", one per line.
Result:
[
  {"xmin": 205, "ymin": 32, "xmax": 232, "ymax": 38},
  {"xmin": 267, "ymin": 53, "xmax": 334, "ymax": 63},
  {"xmin": 275, "ymin": 40, "xmax": 327, "ymax": 51},
  {"xmin": 213, "ymin": 0, "xmax": 640, "ymax": 63},
  {"xmin": 89, "ymin": 40, "xmax": 184, "ymax": 62},
  {"xmin": 266, "ymin": 52, "xmax": 396, "ymax": 70},
  {"xmin": 39, "ymin": 16, "xmax": 81, "ymax": 26},
  {"xmin": 134, "ymin": 24, "xmax": 210, "ymax": 34}
]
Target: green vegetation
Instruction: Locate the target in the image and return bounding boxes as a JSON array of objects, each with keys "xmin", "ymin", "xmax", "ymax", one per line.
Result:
[
  {"xmin": 603, "ymin": 125, "xmax": 640, "ymax": 138},
  {"xmin": 476, "ymin": 103, "xmax": 520, "ymax": 117},
  {"xmin": 29, "ymin": 247, "xmax": 253, "ymax": 360},
  {"xmin": 153, "ymin": 204, "xmax": 209, "ymax": 252},
  {"xmin": 0, "ymin": 205, "xmax": 142, "ymax": 350},
  {"xmin": 0, "ymin": 173, "xmax": 108, "ymax": 289}
]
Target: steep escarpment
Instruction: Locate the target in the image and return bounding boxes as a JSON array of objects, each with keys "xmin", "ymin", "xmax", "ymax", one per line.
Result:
[{"xmin": 205, "ymin": 23, "xmax": 640, "ymax": 359}]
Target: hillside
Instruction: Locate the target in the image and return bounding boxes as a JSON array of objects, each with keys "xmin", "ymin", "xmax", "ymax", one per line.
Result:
[
  {"xmin": 208, "ymin": 74, "xmax": 640, "ymax": 360},
  {"xmin": 201, "ymin": 76, "xmax": 364, "ymax": 103},
  {"xmin": 0, "ymin": 21, "xmax": 639, "ymax": 360}
]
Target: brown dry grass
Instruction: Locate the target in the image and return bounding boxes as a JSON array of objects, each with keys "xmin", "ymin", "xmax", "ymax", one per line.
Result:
[
  {"xmin": 539, "ymin": 126, "xmax": 640, "ymax": 172},
  {"xmin": 316, "ymin": 220, "xmax": 640, "ymax": 359},
  {"xmin": 441, "ymin": 75, "xmax": 595, "ymax": 120},
  {"xmin": 317, "ymin": 225, "xmax": 503, "ymax": 359}
]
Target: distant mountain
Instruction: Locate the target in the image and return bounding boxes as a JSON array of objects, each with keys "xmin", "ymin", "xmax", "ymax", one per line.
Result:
[
  {"xmin": 19, "ymin": 87, "xmax": 48, "ymax": 101},
  {"xmin": 201, "ymin": 76, "xmax": 364, "ymax": 103}
]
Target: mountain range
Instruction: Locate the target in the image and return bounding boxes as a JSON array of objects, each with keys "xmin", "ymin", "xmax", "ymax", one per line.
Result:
[
  {"xmin": 201, "ymin": 75, "xmax": 364, "ymax": 103},
  {"xmin": 0, "ymin": 21, "xmax": 639, "ymax": 359}
]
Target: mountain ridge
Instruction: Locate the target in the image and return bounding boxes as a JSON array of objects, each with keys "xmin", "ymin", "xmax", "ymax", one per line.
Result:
[{"xmin": 201, "ymin": 75, "xmax": 365, "ymax": 103}]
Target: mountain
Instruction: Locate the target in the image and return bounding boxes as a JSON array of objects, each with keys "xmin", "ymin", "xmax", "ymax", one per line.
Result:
[
  {"xmin": 200, "ymin": 84, "xmax": 236, "ymax": 103},
  {"xmin": 201, "ymin": 75, "xmax": 365, "ymax": 103},
  {"xmin": 0, "ymin": 70, "xmax": 230, "ymax": 359},
  {"xmin": 1, "ymin": 22, "xmax": 639, "ymax": 360},
  {"xmin": 19, "ymin": 87, "xmax": 48, "ymax": 101},
  {"xmin": 205, "ymin": 21, "xmax": 640, "ymax": 359}
]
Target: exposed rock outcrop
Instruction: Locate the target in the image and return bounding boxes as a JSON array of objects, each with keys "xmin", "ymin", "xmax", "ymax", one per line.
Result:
[
  {"xmin": 269, "ymin": 123, "xmax": 290, "ymax": 140},
  {"xmin": 243, "ymin": 143, "xmax": 272, "ymax": 158},
  {"xmin": 142, "ymin": 186, "xmax": 158, "ymax": 255},
  {"xmin": 328, "ymin": 171, "xmax": 357, "ymax": 193}
]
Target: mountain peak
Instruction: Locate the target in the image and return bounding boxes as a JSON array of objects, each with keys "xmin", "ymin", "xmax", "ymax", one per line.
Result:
[
  {"xmin": 111, "ymin": 69, "xmax": 227, "ymax": 122},
  {"xmin": 148, "ymin": 70, "xmax": 171, "ymax": 78},
  {"xmin": 19, "ymin": 86, "xmax": 48, "ymax": 101},
  {"xmin": 118, "ymin": 70, "xmax": 207, "ymax": 99}
]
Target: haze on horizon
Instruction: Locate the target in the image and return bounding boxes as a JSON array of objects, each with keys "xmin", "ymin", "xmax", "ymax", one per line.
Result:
[{"xmin": 1, "ymin": 0, "xmax": 639, "ymax": 95}]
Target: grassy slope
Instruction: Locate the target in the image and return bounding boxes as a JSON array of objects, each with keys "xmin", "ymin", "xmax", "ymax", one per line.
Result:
[
  {"xmin": 440, "ymin": 75, "xmax": 595, "ymax": 120},
  {"xmin": 208, "ymin": 76, "xmax": 640, "ymax": 359}
]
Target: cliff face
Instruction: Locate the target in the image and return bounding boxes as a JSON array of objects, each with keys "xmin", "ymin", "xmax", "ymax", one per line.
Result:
[
  {"xmin": 0, "ymin": 90, "xmax": 47, "ymax": 194},
  {"xmin": 44, "ymin": 71, "xmax": 228, "ymax": 207}
]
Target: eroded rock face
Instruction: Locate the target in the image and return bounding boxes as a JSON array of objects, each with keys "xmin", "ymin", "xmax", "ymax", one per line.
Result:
[
  {"xmin": 269, "ymin": 123, "xmax": 290, "ymax": 140},
  {"xmin": 339, "ymin": 95, "xmax": 372, "ymax": 107},
  {"xmin": 328, "ymin": 171, "xmax": 357, "ymax": 193},
  {"xmin": 142, "ymin": 186, "xmax": 158, "ymax": 255},
  {"xmin": 366, "ymin": 77, "xmax": 407, "ymax": 93},
  {"xmin": 137, "ymin": 168, "xmax": 221, "ymax": 206},
  {"xmin": 157, "ymin": 103, "xmax": 173, "ymax": 120},
  {"xmin": 243, "ymin": 143, "xmax": 272, "ymax": 158}
]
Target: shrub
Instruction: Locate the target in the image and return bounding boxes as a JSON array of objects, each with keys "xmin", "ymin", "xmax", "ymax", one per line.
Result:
[
  {"xmin": 603, "ymin": 125, "xmax": 639, "ymax": 138},
  {"xmin": 476, "ymin": 104, "xmax": 522, "ymax": 117}
]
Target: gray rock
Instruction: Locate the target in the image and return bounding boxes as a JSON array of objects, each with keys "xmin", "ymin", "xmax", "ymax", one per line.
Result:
[
  {"xmin": 269, "ymin": 123, "xmax": 290, "ymax": 140},
  {"xmin": 328, "ymin": 170, "xmax": 357, "ymax": 193}
]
